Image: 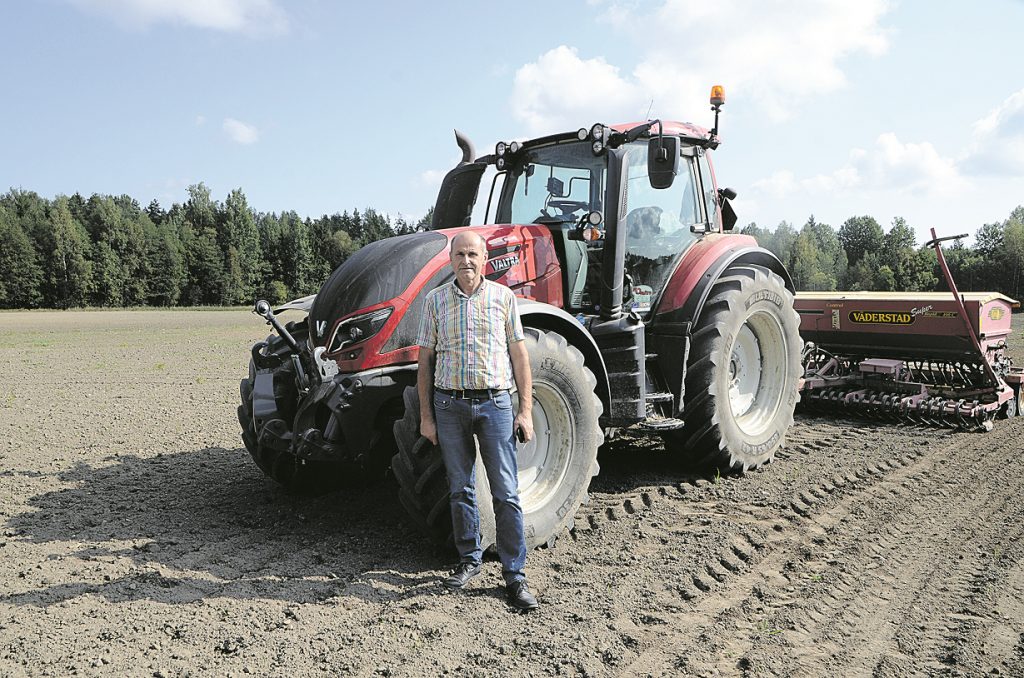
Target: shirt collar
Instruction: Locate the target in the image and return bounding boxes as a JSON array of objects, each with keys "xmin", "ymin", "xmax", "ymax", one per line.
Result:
[{"xmin": 451, "ymin": 278, "xmax": 486, "ymax": 299}]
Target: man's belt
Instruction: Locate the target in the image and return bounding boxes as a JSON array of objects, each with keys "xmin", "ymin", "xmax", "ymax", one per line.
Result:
[{"xmin": 435, "ymin": 387, "xmax": 508, "ymax": 400}]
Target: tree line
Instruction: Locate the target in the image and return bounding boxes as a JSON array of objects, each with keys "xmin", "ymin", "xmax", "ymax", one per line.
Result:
[
  {"xmin": 0, "ymin": 184, "xmax": 425, "ymax": 309},
  {"xmin": 0, "ymin": 183, "xmax": 1022, "ymax": 309},
  {"xmin": 742, "ymin": 206, "xmax": 1024, "ymax": 302}
]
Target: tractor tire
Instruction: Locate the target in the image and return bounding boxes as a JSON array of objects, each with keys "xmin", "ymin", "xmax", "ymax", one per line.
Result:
[
  {"xmin": 391, "ymin": 327, "xmax": 603, "ymax": 551},
  {"xmin": 238, "ymin": 324, "xmax": 393, "ymax": 494},
  {"xmin": 664, "ymin": 264, "xmax": 802, "ymax": 472}
]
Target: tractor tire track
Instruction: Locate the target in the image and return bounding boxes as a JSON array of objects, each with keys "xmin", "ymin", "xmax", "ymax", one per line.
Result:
[{"xmin": 613, "ymin": 423, "xmax": 1024, "ymax": 676}]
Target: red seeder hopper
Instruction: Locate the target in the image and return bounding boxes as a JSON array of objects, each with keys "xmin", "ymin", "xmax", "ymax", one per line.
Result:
[{"xmin": 796, "ymin": 229, "xmax": 1022, "ymax": 430}]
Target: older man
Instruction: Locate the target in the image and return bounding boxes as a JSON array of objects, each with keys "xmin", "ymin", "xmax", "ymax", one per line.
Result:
[{"xmin": 415, "ymin": 230, "xmax": 538, "ymax": 611}]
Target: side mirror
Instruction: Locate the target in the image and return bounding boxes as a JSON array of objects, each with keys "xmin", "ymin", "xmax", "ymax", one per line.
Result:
[
  {"xmin": 648, "ymin": 136, "xmax": 680, "ymax": 189},
  {"xmin": 718, "ymin": 187, "xmax": 738, "ymax": 231}
]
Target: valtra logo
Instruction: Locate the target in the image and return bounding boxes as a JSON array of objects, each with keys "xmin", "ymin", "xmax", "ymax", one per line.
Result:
[{"xmin": 488, "ymin": 254, "xmax": 519, "ymax": 273}]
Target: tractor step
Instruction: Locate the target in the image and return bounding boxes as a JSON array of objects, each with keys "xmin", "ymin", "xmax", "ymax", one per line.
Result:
[
  {"xmin": 638, "ymin": 416, "xmax": 684, "ymax": 431},
  {"xmin": 645, "ymin": 391, "xmax": 673, "ymax": 403}
]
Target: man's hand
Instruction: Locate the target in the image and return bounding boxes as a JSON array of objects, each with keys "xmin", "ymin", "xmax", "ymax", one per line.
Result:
[
  {"xmin": 421, "ymin": 416, "xmax": 438, "ymax": 445},
  {"xmin": 514, "ymin": 412, "xmax": 534, "ymax": 444},
  {"xmin": 509, "ymin": 339, "xmax": 533, "ymax": 445}
]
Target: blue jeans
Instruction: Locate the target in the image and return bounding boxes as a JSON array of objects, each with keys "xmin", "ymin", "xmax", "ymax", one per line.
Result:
[{"xmin": 433, "ymin": 389, "xmax": 527, "ymax": 585}]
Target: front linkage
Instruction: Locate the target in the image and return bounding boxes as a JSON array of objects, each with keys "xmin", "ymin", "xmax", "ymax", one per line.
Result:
[{"xmin": 241, "ymin": 300, "xmax": 410, "ymax": 492}]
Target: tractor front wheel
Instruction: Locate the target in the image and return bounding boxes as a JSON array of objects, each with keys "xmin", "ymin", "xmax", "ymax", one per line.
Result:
[
  {"xmin": 664, "ymin": 264, "xmax": 802, "ymax": 471},
  {"xmin": 390, "ymin": 328, "xmax": 603, "ymax": 551}
]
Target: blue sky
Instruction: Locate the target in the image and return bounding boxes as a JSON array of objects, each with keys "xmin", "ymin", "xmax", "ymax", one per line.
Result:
[{"xmin": 3, "ymin": 0, "xmax": 1023, "ymax": 244}]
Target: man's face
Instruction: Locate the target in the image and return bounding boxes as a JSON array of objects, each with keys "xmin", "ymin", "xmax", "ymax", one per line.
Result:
[{"xmin": 450, "ymin": 234, "xmax": 486, "ymax": 290}]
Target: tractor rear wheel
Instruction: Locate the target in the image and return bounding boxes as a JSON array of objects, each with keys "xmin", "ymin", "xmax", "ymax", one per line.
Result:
[
  {"xmin": 238, "ymin": 324, "xmax": 393, "ymax": 494},
  {"xmin": 664, "ymin": 264, "xmax": 802, "ymax": 471},
  {"xmin": 391, "ymin": 328, "xmax": 603, "ymax": 551}
]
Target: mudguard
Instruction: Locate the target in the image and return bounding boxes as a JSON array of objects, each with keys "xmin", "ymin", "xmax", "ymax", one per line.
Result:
[
  {"xmin": 518, "ymin": 299, "xmax": 610, "ymax": 416},
  {"xmin": 649, "ymin": 236, "xmax": 793, "ymax": 416}
]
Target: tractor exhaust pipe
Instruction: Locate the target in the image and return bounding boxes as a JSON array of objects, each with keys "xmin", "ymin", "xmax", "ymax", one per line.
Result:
[{"xmin": 454, "ymin": 129, "xmax": 475, "ymax": 165}]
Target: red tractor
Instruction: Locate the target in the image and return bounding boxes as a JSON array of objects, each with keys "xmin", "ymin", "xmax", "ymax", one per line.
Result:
[{"xmin": 239, "ymin": 87, "xmax": 803, "ymax": 549}]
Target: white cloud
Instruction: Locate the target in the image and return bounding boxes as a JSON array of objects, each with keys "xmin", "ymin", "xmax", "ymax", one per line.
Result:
[
  {"xmin": 512, "ymin": 0, "xmax": 891, "ymax": 133},
  {"xmin": 512, "ymin": 46, "xmax": 645, "ymax": 135},
  {"xmin": 961, "ymin": 88, "xmax": 1024, "ymax": 176},
  {"xmin": 753, "ymin": 133, "xmax": 961, "ymax": 199},
  {"xmin": 223, "ymin": 118, "xmax": 259, "ymax": 144},
  {"xmin": 852, "ymin": 133, "xmax": 960, "ymax": 193},
  {"xmin": 417, "ymin": 169, "xmax": 447, "ymax": 189},
  {"xmin": 69, "ymin": 0, "xmax": 288, "ymax": 34},
  {"xmin": 194, "ymin": 115, "xmax": 206, "ymax": 126},
  {"xmin": 752, "ymin": 170, "xmax": 798, "ymax": 198}
]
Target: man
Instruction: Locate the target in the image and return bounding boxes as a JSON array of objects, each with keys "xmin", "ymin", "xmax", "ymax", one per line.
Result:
[{"xmin": 415, "ymin": 230, "xmax": 539, "ymax": 611}]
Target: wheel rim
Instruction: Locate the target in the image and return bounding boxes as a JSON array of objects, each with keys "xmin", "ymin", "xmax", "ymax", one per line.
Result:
[
  {"xmin": 728, "ymin": 310, "xmax": 790, "ymax": 436},
  {"xmin": 515, "ymin": 382, "xmax": 573, "ymax": 509},
  {"xmin": 729, "ymin": 324, "xmax": 762, "ymax": 416}
]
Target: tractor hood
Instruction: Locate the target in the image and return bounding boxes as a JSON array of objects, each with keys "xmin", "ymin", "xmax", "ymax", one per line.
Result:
[{"xmin": 308, "ymin": 231, "xmax": 449, "ymax": 349}]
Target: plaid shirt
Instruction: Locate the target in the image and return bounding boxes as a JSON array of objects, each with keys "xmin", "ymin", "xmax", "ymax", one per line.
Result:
[{"xmin": 416, "ymin": 279, "xmax": 525, "ymax": 390}]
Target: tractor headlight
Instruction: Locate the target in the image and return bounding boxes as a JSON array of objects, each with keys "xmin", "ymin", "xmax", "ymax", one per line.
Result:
[
  {"xmin": 496, "ymin": 141, "xmax": 507, "ymax": 157},
  {"xmin": 327, "ymin": 307, "xmax": 393, "ymax": 353}
]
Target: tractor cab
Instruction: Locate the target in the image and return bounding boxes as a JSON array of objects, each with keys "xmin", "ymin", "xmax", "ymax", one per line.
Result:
[{"xmin": 432, "ymin": 89, "xmax": 737, "ymax": 323}]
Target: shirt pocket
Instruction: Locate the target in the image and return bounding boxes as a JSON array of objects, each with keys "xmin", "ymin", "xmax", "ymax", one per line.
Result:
[{"xmin": 473, "ymin": 309, "xmax": 496, "ymax": 343}]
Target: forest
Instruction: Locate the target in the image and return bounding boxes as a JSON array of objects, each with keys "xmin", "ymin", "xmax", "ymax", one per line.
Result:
[{"xmin": 0, "ymin": 184, "xmax": 1022, "ymax": 309}]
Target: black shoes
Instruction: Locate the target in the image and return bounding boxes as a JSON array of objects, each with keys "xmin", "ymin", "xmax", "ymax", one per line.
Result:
[
  {"xmin": 443, "ymin": 562, "xmax": 481, "ymax": 589},
  {"xmin": 506, "ymin": 580, "xmax": 539, "ymax": 611},
  {"xmin": 444, "ymin": 565, "xmax": 539, "ymax": 610}
]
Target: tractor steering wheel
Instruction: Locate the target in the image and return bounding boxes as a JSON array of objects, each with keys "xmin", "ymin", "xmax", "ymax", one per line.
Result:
[{"xmin": 544, "ymin": 199, "xmax": 589, "ymax": 218}]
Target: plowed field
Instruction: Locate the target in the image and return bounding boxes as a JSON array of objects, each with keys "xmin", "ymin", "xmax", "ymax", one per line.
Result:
[{"xmin": 1, "ymin": 309, "xmax": 1021, "ymax": 677}]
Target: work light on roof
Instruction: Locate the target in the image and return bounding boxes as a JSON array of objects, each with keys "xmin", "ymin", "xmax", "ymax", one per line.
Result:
[
  {"xmin": 590, "ymin": 123, "xmax": 605, "ymax": 141},
  {"xmin": 495, "ymin": 141, "xmax": 506, "ymax": 157},
  {"xmin": 509, "ymin": 140, "xmax": 520, "ymax": 154},
  {"xmin": 577, "ymin": 128, "xmax": 588, "ymax": 141}
]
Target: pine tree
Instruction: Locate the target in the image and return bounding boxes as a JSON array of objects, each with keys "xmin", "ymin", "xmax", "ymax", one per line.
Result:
[
  {"xmin": 41, "ymin": 197, "xmax": 93, "ymax": 308},
  {"xmin": 145, "ymin": 215, "xmax": 186, "ymax": 306},
  {"xmin": 0, "ymin": 205, "xmax": 43, "ymax": 308},
  {"xmin": 219, "ymin": 189, "xmax": 263, "ymax": 305}
]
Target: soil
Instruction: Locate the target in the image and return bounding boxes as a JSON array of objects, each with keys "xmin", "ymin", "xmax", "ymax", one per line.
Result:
[{"xmin": 1, "ymin": 308, "xmax": 1022, "ymax": 677}]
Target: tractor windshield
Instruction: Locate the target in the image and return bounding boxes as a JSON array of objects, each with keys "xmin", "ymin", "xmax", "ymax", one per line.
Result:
[{"xmin": 621, "ymin": 142, "xmax": 701, "ymax": 311}]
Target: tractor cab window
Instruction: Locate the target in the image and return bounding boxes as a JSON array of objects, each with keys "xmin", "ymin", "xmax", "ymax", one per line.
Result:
[
  {"xmin": 501, "ymin": 142, "xmax": 604, "ymax": 225},
  {"xmin": 622, "ymin": 141, "xmax": 700, "ymax": 314},
  {"xmin": 697, "ymin": 152, "xmax": 718, "ymax": 231}
]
